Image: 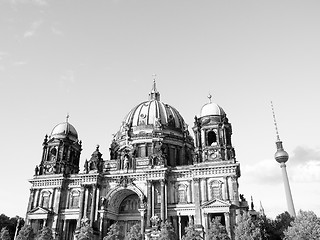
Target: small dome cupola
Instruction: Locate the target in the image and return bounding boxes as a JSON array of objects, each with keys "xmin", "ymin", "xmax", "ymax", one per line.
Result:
[
  {"xmin": 200, "ymin": 94, "xmax": 225, "ymax": 118},
  {"xmin": 50, "ymin": 115, "xmax": 78, "ymax": 142},
  {"xmin": 36, "ymin": 115, "xmax": 82, "ymax": 176},
  {"xmin": 193, "ymin": 94, "xmax": 235, "ymax": 163}
]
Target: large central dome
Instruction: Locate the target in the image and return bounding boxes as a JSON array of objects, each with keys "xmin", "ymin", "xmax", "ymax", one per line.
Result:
[
  {"xmin": 111, "ymin": 81, "xmax": 194, "ymax": 167},
  {"xmin": 122, "ymin": 83, "xmax": 185, "ymax": 132}
]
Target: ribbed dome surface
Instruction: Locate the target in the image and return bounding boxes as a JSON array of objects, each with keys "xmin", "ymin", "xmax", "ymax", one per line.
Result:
[
  {"xmin": 51, "ymin": 122, "xmax": 78, "ymax": 142},
  {"xmin": 123, "ymin": 99, "xmax": 185, "ymax": 131}
]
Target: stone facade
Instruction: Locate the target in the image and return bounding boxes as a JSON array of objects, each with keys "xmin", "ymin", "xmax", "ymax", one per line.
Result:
[{"xmin": 25, "ymin": 83, "xmax": 245, "ymax": 240}]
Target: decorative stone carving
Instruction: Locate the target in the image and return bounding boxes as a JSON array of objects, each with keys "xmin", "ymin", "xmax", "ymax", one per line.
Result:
[{"xmin": 116, "ymin": 176, "xmax": 135, "ymax": 188}]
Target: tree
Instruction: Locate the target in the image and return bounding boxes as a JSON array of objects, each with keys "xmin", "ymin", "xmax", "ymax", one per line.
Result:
[
  {"xmin": 125, "ymin": 224, "xmax": 142, "ymax": 240},
  {"xmin": 284, "ymin": 210, "xmax": 320, "ymax": 240},
  {"xmin": 37, "ymin": 227, "xmax": 53, "ymax": 240},
  {"xmin": 16, "ymin": 224, "xmax": 35, "ymax": 240},
  {"xmin": 103, "ymin": 223, "xmax": 124, "ymax": 240},
  {"xmin": 158, "ymin": 221, "xmax": 177, "ymax": 240},
  {"xmin": 207, "ymin": 218, "xmax": 230, "ymax": 240},
  {"xmin": 0, "ymin": 227, "xmax": 11, "ymax": 240},
  {"xmin": 235, "ymin": 213, "xmax": 262, "ymax": 240},
  {"xmin": 77, "ymin": 225, "xmax": 94, "ymax": 240},
  {"xmin": 0, "ymin": 214, "xmax": 24, "ymax": 239},
  {"xmin": 182, "ymin": 223, "xmax": 202, "ymax": 240}
]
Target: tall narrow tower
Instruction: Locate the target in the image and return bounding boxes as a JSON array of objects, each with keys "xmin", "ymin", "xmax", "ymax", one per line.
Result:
[{"xmin": 271, "ymin": 102, "xmax": 296, "ymax": 217}]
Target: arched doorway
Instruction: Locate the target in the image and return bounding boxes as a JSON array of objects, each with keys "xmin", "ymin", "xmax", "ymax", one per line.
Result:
[{"xmin": 105, "ymin": 187, "xmax": 145, "ymax": 238}]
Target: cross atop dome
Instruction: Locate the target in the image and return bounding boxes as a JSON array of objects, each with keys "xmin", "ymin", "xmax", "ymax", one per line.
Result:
[{"xmin": 149, "ymin": 76, "xmax": 160, "ymax": 101}]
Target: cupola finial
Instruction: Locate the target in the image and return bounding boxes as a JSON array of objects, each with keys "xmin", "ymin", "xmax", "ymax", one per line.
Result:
[
  {"xmin": 207, "ymin": 93, "xmax": 212, "ymax": 103},
  {"xmin": 66, "ymin": 113, "xmax": 70, "ymax": 123}
]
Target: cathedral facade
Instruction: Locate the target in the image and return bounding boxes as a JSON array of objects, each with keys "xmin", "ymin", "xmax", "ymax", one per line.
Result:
[{"xmin": 25, "ymin": 83, "xmax": 244, "ymax": 240}]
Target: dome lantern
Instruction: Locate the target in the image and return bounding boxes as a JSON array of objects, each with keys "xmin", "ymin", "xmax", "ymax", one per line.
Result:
[{"xmin": 149, "ymin": 79, "xmax": 160, "ymax": 101}]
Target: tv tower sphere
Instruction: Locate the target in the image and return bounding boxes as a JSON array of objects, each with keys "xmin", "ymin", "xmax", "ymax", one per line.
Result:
[{"xmin": 274, "ymin": 142, "xmax": 289, "ymax": 163}]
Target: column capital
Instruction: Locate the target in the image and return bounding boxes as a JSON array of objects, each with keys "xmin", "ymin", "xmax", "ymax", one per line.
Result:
[
  {"xmin": 193, "ymin": 178, "xmax": 200, "ymax": 184},
  {"xmin": 160, "ymin": 179, "xmax": 166, "ymax": 186}
]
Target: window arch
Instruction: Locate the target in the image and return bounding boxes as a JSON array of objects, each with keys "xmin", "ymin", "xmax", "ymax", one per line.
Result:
[
  {"xmin": 69, "ymin": 190, "xmax": 80, "ymax": 209},
  {"xmin": 210, "ymin": 180, "xmax": 222, "ymax": 200},
  {"xmin": 208, "ymin": 130, "xmax": 217, "ymax": 146},
  {"xmin": 177, "ymin": 184, "xmax": 187, "ymax": 203},
  {"xmin": 41, "ymin": 191, "xmax": 51, "ymax": 208}
]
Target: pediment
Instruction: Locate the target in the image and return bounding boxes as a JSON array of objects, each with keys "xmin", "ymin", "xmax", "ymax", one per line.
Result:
[
  {"xmin": 28, "ymin": 206, "xmax": 51, "ymax": 215},
  {"xmin": 202, "ymin": 199, "xmax": 231, "ymax": 209}
]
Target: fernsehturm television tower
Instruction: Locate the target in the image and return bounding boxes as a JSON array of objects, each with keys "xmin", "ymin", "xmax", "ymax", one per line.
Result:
[{"xmin": 271, "ymin": 102, "xmax": 296, "ymax": 217}]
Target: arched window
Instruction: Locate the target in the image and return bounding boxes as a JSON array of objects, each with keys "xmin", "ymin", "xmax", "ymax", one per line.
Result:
[
  {"xmin": 208, "ymin": 131, "xmax": 217, "ymax": 146},
  {"xmin": 210, "ymin": 180, "xmax": 222, "ymax": 200},
  {"xmin": 41, "ymin": 191, "xmax": 50, "ymax": 208},
  {"xmin": 70, "ymin": 190, "xmax": 80, "ymax": 209},
  {"xmin": 177, "ymin": 184, "xmax": 187, "ymax": 203}
]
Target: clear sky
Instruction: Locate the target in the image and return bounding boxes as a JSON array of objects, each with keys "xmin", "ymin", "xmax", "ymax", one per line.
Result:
[{"xmin": 1, "ymin": 0, "xmax": 319, "ymax": 219}]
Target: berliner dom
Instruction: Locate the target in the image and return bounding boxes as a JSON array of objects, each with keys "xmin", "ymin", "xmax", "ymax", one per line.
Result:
[{"xmin": 25, "ymin": 82, "xmax": 243, "ymax": 240}]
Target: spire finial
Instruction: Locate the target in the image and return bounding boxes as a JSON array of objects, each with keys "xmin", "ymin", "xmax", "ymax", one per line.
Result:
[
  {"xmin": 207, "ymin": 93, "xmax": 212, "ymax": 103},
  {"xmin": 149, "ymin": 75, "xmax": 160, "ymax": 101},
  {"xmin": 66, "ymin": 113, "xmax": 70, "ymax": 123},
  {"xmin": 271, "ymin": 101, "xmax": 280, "ymax": 142}
]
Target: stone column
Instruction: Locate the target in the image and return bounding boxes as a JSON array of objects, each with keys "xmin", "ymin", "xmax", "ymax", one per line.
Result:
[
  {"xmin": 203, "ymin": 213, "xmax": 209, "ymax": 237},
  {"xmin": 83, "ymin": 187, "xmax": 89, "ymax": 218},
  {"xmin": 165, "ymin": 181, "xmax": 168, "ymax": 220},
  {"xmin": 77, "ymin": 186, "xmax": 85, "ymax": 228},
  {"xmin": 49, "ymin": 189, "xmax": 55, "ymax": 210},
  {"xmin": 140, "ymin": 209, "xmax": 146, "ymax": 237},
  {"xmin": 33, "ymin": 189, "xmax": 40, "ymax": 208},
  {"xmin": 90, "ymin": 185, "xmax": 97, "ymax": 226},
  {"xmin": 95, "ymin": 187, "xmax": 100, "ymax": 221},
  {"xmin": 151, "ymin": 182, "xmax": 155, "ymax": 216},
  {"xmin": 201, "ymin": 178, "xmax": 207, "ymax": 203},
  {"xmin": 224, "ymin": 212, "xmax": 231, "ymax": 239},
  {"xmin": 178, "ymin": 214, "xmax": 182, "ymax": 240},
  {"xmin": 52, "ymin": 187, "xmax": 62, "ymax": 237},
  {"xmin": 147, "ymin": 181, "xmax": 152, "ymax": 227},
  {"xmin": 99, "ymin": 215, "xmax": 104, "ymax": 240},
  {"xmin": 63, "ymin": 220, "xmax": 68, "ymax": 239},
  {"xmin": 160, "ymin": 180, "xmax": 165, "ymax": 222},
  {"xmin": 65, "ymin": 189, "xmax": 70, "ymax": 209},
  {"xmin": 187, "ymin": 181, "xmax": 192, "ymax": 203},
  {"xmin": 193, "ymin": 178, "xmax": 201, "ymax": 225},
  {"xmin": 27, "ymin": 189, "xmax": 35, "ymax": 212}
]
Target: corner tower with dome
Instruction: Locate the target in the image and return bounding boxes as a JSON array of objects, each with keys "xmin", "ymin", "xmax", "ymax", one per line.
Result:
[{"xmin": 25, "ymin": 82, "xmax": 243, "ymax": 240}]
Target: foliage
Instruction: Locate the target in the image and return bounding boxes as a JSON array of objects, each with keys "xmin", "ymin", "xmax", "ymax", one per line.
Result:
[
  {"xmin": 103, "ymin": 222, "xmax": 124, "ymax": 240},
  {"xmin": 37, "ymin": 227, "xmax": 53, "ymax": 240},
  {"xmin": 0, "ymin": 214, "xmax": 24, "ymax": 239},
  {"xmin": 207, "ymin": 218, "xmax": 230, "ymax": 240},
  {"xmin": 125, "ymin": 224, "xmax": 142, "ymax": 240},
  {"xmin": 260, "ymin": 211, "xmax": 294, "ymax": 240},
  {"xmin": 158, "ymin": 221, "xmax": 177, "ymax": 240},
  {"xmin": 284, "ymin": 210, "xmax": 320, "ymax": 240},
  {"xmin": 16, "ymin": 224, "xmax": 35, "ymax": 240},
  {"xmin": 0, "ymin": 227, "xmax": 11, "ymax": 240},
  {"xmin": 181, "ymin": 223, "xmax": 202, "ymax": 240},
  {"xmin": 235, "ymin": 212, "xmax": 263, "ymax": 240},
  {"xmin": 77, "ymin": 225, "xmax": 94, "ymax": 240}
]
